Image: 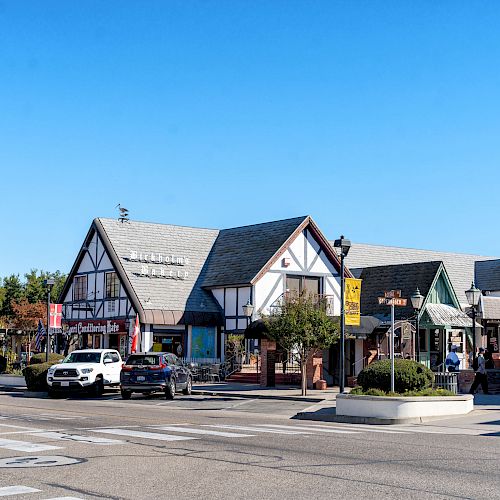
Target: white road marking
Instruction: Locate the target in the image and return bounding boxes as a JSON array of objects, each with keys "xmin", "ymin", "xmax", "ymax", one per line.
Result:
[
  {"xmin": 0, "ymin": 423, "xmax": 43, "ymax": 431},
  {"xmin": 257, "ymin": 424, "xmax": 359, "ymax": 434},
  {"xmin": 203, "ymin": 424, "xmax": 313, "ymax": 435},
  {"xmin": 388, "ymin": 425, "xmax": 483, "ymax": 436},
  {"xmin": 303, "ymin": 423, "xmax": 407, "ymax": 434},
  {"xmin": 0, "ymin": 438, "xmax": 62, "ymax": 453},
  {"xmin": 92, "ymin": 429, "xmax": 197, "ymax": 442},
  {"xmin": 43, "ymin": 497, "xmax": 85, "ymax": 499},
  {"xmin": 32, "ymin": 432, "xmax": 126, "ymax": 445},
  {"xmin": 152, "ymin": 426, "xmax": 254, "ymax": 438},
  {"xmin": 0, "ymin": 486, "xmax": 41, "ymax": 496}
]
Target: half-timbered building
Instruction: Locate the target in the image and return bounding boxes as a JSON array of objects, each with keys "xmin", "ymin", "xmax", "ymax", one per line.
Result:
[{"xmin": 60, "ymin": 216, "xmax": 346, "ymax": 365}]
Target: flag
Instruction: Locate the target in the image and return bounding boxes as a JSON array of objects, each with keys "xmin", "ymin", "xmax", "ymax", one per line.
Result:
[
  {"xmin": 131, "ymin": 314, "xmax": 139, "ymax": 353},
  {"xmin": 35, "ymin": 319, "xmax": 46, "ymax": 351},
  {"xmin": 345, "ymin": 278, "xmax": 362, "ymax": 326}
]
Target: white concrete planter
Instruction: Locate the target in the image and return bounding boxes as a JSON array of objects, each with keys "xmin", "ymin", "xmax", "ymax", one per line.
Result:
[
  {"xmin": 336, "ymin": 393, "xmax": 474, "ymax": 421},
  {"xmin": 0, "ymin": 374, "xmax": 26, "ymax": 387}
]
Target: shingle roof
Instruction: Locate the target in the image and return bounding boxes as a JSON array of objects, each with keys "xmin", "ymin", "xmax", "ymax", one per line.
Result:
[
  {"xmin": 475, "ymin": 260, "xmax": 500, "ymax": 292},
  {"xmin": 424, "ymin": 303, "xmax": 476, "ymax": 328},
  {"xmin": 343, "ymin": 243, "xmax": 498, "ymax": 306},
  {"xmin": 359, "ymin": 261, "xmax": 442, "ymax": 321},
  {"xmin": 97, "ymin": 218, "xmax": 223, "ymax": 324},
  {"xmin": 480, "ymin": 296, "xmax": 500, "ymax": 320},
  {"xmin": 202, "ymin": 216, "xmax": 309, "ymax": 287}
]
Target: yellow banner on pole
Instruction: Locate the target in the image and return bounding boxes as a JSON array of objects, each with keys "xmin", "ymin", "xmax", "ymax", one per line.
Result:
[{"xmin": 345, "ymin": 278, "xmax": 362, "ymax": 326}]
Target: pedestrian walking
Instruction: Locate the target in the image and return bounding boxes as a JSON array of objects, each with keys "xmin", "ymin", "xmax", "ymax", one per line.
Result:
[{"xmin": 469, "ymin": 348, "xmax": 489, "ymax": 395}]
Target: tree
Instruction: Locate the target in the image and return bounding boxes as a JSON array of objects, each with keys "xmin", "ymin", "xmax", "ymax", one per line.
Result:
[
  {"xmin": 0, "ymin": 275, "xmax": 24, "ymax": 319},
  {"xmin": 262, "ymin": 293, "xmax": 340, "ymax": 396},
  {"xmin": 25, "ymin": 269, "xmax": 67, "ymax": 304},
  {"xmin": 10, "ymin": 298, "xmax": 46, "ymax": 352}
]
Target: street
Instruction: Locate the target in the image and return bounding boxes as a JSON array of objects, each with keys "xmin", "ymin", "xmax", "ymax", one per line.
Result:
[{"xmin": 0, "ymin": 391, "xmax": 498, "ymax": 500}]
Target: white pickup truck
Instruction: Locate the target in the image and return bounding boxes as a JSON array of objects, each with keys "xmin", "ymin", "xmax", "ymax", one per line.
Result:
[{"xmin": 47, "ymin": 349, "xmax": 123, "ymax": 397}]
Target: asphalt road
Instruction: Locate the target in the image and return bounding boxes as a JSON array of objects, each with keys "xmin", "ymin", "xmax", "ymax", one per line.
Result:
[{"xmin": 0, "ymin": 391, "xmax": 499, "ymax": 500}]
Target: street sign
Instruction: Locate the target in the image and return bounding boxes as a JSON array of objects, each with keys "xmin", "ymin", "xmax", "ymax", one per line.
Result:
[
  {"xmin": 384, "ymin": 290, "xmax": 401, "ymax": 299},
  {"xmin": 378, "ymin": 297, "xmax": 407, "ymax": 306}
]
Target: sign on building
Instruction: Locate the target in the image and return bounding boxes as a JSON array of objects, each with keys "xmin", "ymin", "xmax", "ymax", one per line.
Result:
[{"xmin": 49, "ymin": 304, "xmax": 63, "ymax": 329}]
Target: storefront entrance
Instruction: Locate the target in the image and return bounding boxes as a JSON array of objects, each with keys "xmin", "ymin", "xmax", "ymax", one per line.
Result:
[
  {"xmin": 109, "ymin": 333, "xmax": 128, "ymax": 358},
  {"xmin": 153, "ymin": 333, "xmax": 184, "ymax": 356}
]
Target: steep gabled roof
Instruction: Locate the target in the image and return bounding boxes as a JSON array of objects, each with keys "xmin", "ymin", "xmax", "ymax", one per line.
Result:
[
  {"xmin": 96, "ymin": 218, "xmax": 223, "ymax": 325},
  {"xmin": 343, "ymin": 242, "xmax": 497, "ymax": 306},
  {"xmin": 475, "ymin": 259, "xmax": 500, "ymax": 292},
  {"xmin": 359, "ymin": 261, "xmax": 443, "ymax": 321}
]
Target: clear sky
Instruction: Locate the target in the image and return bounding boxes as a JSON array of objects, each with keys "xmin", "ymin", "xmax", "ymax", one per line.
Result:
[{"xmin": 1, "ymin": 1, "xmax": 499, "ymax": 278}]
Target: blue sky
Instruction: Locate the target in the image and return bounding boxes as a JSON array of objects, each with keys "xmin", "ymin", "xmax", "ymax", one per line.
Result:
[{"xmin": 1, "ymin": 1, "xmax": 499, "ymax": 278}]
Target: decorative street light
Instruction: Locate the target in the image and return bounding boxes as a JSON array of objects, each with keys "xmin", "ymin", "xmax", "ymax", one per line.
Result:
[
  {"xmin": 410, "ymin": 288, "xmax": 424, "ymax": 362},
  {"xmin": 242, "ymin": 299, "xmax": 256, "ymax": 371},
  {"xmin": 43, "ymin": 278, "xmax": 55, "ymax": 362},
  {"xmin": 242, "ymin": 299, "xmax": 254, "ymax": 323},
  {"xmin": 465, "ymin": 282, "xmax": 481, "ymax": 363},
  {"xmin": 334, "ymin": 235, "xmax": 351, "ymax": 393}
]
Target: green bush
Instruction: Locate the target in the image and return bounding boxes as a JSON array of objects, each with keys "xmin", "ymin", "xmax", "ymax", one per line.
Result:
[
  {"xmin": 349, "ymin": 386, "xmax": 455, "ymax": 397},
  {"xmin": 30, "ymin": 353, "xmax": 64, "ymax": 365},
  {"xmin": 357, "ymin": 359, "xmax": 433, "ymax": 394},
  {"xmin": 23, "ymin": 362, "xmax": 53, "ymax": 391}
]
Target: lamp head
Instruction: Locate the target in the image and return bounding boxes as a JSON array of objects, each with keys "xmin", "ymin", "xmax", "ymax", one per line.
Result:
[{"xmin": 333, "ymin": 235, "xmax": 351, "ymax": 257}]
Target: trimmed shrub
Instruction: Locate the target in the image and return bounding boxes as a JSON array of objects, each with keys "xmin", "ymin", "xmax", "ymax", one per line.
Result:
[
  {"xmin": 357, "ymin": 359, "xmax": 433, "ymax": 394},
  {"xmin": 30, "ymin": 353, "xmax": 64, "ymax": 365},
  {"xmin": 23, "ymin": 362, "xmax": 52, "ymax": 391}
]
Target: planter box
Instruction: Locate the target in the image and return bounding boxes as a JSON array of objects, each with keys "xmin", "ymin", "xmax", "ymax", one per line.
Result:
[
  {"xmin": 0, "ymin": 374, "xmax": 26, "ymax": 387},
  {"xmin": 336, "ymin": 393, "xmax": 474, "ymax": 421}
]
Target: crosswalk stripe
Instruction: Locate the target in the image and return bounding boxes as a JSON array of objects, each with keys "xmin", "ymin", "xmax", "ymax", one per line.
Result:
[
  {"xmin": 256, "ymin": 424, "xmax": 359, "ymax": 434},
  {"xmin": 43, "ymin": 497, "xmax": 85, "ymax": 499},
  {"xmin": 0, "ymin": 437, "xmax": 62, "ymax": 453},
  {"xmin": 32, "ymin": 432, "xmax": 126, "ymax": 445},
  {"xmin": 303, "ymin": 423, "xmax": 407, "ymax": 434},
  {"xmin": 388, "ymin": 425, "xmax": 482, "ymax": 436},
  {"xmin": 203, "ymin": 424, "xmax": 313, "ymax": 435},
  {"xmin": 92, "ymin": 429, "xmax": 197, "ymax": 442},
  {"xmin": 152, "ymin": 426, "xmax": 254, "ymax": 438},
  {"xmin": 0, "ymin": 486, "xmax": 41, "ymax": 497}
]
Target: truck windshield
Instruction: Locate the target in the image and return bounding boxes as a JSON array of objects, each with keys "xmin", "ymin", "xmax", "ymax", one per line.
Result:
[
  {"xmin": 125, "ymin": 355, "xmax": 160, "ymax": 366},
  {"xmin": 63, "ymin": 352, "xmax": 101, "ymax": 364}
]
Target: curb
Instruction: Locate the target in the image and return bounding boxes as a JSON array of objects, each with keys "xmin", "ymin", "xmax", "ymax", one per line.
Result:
[
  {"xmin": 294, "ymin": 411, "xmax": 447, "ymax": 425},
  {"xmin": 0, "ymin": 385, "xmax": 26, "ymax": 392},
  {"xmin": 191, "ymin": 389, "xmax": 327, "ymax": 403}
]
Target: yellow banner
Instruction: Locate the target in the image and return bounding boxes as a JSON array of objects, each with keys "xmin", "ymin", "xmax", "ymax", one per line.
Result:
[{"xmin": 345, "ymin": 278, "xmax": 362, "ymax": 326}]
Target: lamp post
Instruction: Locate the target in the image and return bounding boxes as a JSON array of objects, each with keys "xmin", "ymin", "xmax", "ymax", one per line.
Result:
[
  {"xmin": 466, "ymin": 282, "xmax": 481, "ymax": 364},
  {"xmin": 242, "ymin": 299, "xmax": 255, "ymax": 369},
  {"xmin": 334, "ymin": 235, "xmax": 351, "ymax": 393},
  {"xmin": 43, "ymin": 279, "xmax": 55, "ymax": 362},
  {"xmin": 124, "ymin": 318, "xmax": 131, "ymax": 357},
  {"xmin": 410, "ymin": 288, "xmax": 424, "ymax": 362}
]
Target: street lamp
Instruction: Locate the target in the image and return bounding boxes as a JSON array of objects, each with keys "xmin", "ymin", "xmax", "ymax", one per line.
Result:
[
  {"xmin": 242, "ymin": 299, "xmax": 255, "ymax": 370},
  {"xmin": 410, "ymin": 288, "xmax": 424, "ymax": 362},
  {"xmin": 466, "ymin": 281, "xmax": 481, "ymax": 363},
  {"xmin": 43, "ymin": 278, "xmax": 55, "ymax": 362},
  {"xmin": 334, "ymin": 235, "xmax": 351, "ymax": 393}
]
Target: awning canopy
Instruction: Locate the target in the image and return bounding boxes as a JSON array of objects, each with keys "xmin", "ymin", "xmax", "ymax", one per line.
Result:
[
  {"xmin": 424, "ymin": 303, "xmax": 482, "ymax": 329},
  {"xmin": 346, "ymin": 316, "xmax": 382, "ymax": 337}
]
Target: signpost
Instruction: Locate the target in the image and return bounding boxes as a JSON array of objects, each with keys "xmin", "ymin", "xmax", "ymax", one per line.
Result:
[{"xmin": 378, "ymin": 291, "xmax": 408, "ymax": 393}]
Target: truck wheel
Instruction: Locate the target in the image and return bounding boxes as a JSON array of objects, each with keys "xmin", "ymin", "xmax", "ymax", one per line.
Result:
[
  {"xmin": 121, "ymin": 389, "xmax": 132, "ymax": 400},
  {"xmin": 92, "ymin": 378, "xmax": 104, "ymax": 397},
  {"xmin": 165, "ymin": 379, "xmax": 176, "ymax": 400},
  {"xmin": 182, "ymin": 377, "xmax": 192, "ymax": 396}
]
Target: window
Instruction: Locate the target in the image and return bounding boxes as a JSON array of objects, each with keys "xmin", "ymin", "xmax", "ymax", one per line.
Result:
[
  {"xmin": 105, "ymin": 272, "xmax": 120, "ymax": 298},
  {"xmin": 107, "ymin": 301, "xmax": 116, "ymax": 313},
  {"xmin": 285, "ymin": 276, "xmax": 321, "ymax": 297},
  {"xmin": 73, "ymin": 276, "xmax": 87, "ymax": 301}
]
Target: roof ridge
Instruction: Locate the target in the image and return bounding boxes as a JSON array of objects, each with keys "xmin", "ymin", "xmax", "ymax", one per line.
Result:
[
  {"xmin": 97, "ymin": 217, "xmax": 219, "ymax": 232},
  {"xmin": 344, "ymin": 241, "xmax": 498, "ymax": 259},
  {"xmin": 220, "ymin": 215, "xmax": 309, "ymax": 232}
]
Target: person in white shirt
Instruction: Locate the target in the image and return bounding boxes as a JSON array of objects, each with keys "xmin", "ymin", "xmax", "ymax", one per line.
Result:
[{"xmin": 445, "ymin": 345, "xmax": 460, "ymax": 372}]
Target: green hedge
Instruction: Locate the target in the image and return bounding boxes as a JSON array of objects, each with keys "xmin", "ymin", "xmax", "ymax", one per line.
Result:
[
  {"xmin": 356, "ymin": 359, "xmax": 434, "ymax": 394},
  {"xmin": 30, "ymin": 353, "xmax": 65, "ymax": 365},
  {"xmin": 23, "ymin": 362, "xmax": 52, "ymax": 391}
]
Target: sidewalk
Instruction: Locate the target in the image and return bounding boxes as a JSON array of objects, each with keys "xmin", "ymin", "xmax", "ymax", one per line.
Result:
[
  {"xmin": 191, "ymin": 382, "xmax": 339, "ymax": 402},
  {"xmin": 0, "ymin": 375, "xmax": 340, "ymax": 402}
]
